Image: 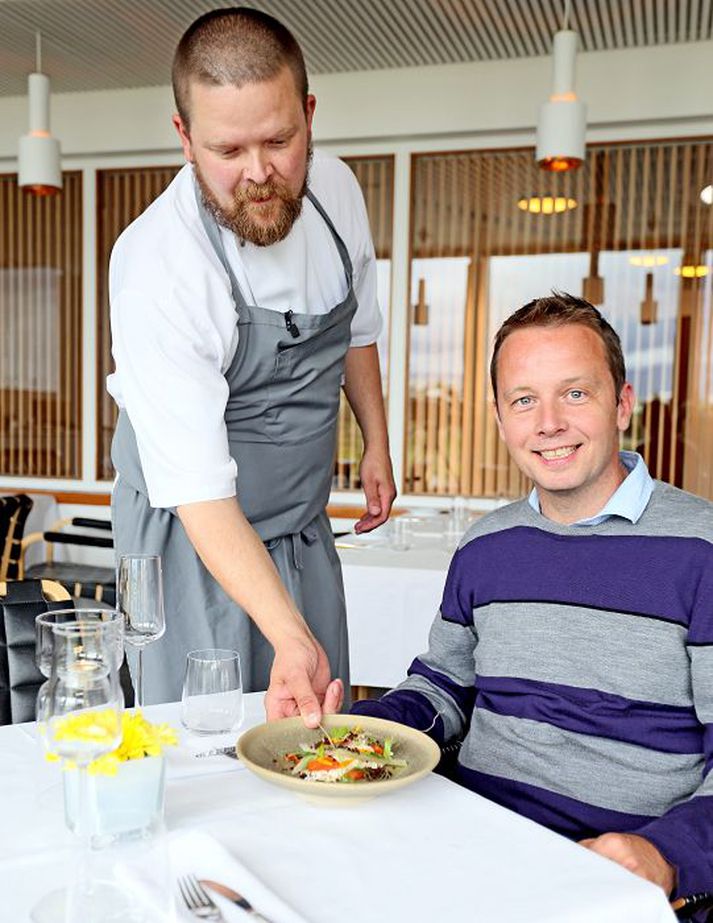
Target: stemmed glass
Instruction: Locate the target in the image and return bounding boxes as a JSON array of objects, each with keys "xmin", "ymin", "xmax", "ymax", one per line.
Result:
[
  {"xmin": 117, "ymin": 554, "xmax": 165, "ymax": 708},
  {"xmin": 35, "ymin": 620, "xmax": 123, "ymax": 922}
]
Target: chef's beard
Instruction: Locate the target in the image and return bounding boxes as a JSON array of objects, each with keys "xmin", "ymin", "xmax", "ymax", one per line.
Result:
[{"xmin": 195, "ymin": 141, "xmax": 312, "ymax": 247}]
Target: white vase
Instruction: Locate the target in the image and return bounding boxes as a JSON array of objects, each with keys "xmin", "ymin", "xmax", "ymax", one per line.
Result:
[{"xmin": 63, "ymin": 755, "xmax": 165, "ymax": 847}]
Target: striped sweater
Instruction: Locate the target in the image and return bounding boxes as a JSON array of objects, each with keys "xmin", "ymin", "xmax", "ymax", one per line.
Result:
[{"xmin": 353, "ymin": 481, "xmax": 713, "ymax": 896}]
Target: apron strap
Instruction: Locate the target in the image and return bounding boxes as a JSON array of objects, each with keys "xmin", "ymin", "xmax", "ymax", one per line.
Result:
[
  {"xmin": 305, "ymin": 189, "xmax": 354, "ymax": 290},
  {"xmin": 193, "ymin": 179, "xmax": 249, "ymax": 313},
  {"xmin": 266, "ymin": 521, "xmax": 319, "ymax": 571}
]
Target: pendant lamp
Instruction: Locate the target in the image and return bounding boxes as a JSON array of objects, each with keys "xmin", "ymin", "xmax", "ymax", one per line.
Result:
[
  {"xmin": 18, "ymin": 32, "xmax": 62, "ymax": 196},
  {"xmin": 536, "ymin": 2, "xmax": 587, "ymax": 172}
]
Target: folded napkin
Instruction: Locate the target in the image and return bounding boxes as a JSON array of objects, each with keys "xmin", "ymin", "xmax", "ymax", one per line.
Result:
[{"xmin": 170, "ymin": 830, "xmax": 309, "ymax": 923}]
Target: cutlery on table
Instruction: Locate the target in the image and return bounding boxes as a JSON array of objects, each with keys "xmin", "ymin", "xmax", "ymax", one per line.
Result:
[
  {"xmin": 201, "ymin": 878, "xmax": 274, "ymax": 922},
  {"xmin": 194, "ymin": 745, "xmax": 239, "ymax": 760},
  {"xmin": 178, "ymin": 874, "xmax": 225, "ymax": 921}
]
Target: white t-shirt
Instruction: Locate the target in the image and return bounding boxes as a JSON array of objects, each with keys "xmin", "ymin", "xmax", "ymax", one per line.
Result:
[{"xmin": 107, "ymin": 150, "xmax": 382, "ymax": 508}]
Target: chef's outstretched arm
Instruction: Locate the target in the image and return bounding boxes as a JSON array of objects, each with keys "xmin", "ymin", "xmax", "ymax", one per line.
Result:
[
  {"xmin": 343, "ymin": 344, "xmax": 397, "ymax": 533},
  {"xmin": 177, "ymin": 497, "xmax": 344, "ymax": 725}
]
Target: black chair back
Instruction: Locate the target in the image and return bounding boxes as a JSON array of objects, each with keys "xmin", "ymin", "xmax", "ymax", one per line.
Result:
[{"xmin": 0, "ymin": 580, "xmax": 72, "ymax": 725}]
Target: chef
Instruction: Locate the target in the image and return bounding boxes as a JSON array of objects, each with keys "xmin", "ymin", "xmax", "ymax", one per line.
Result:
[{"xmin": 108, "ymin": 7, "xmax": 395, "ymax": 723}]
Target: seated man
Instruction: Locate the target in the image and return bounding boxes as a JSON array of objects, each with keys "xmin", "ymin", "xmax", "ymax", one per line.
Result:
[{"xmin": 354, "ymin": 293, "xmax": 713, "ymax": 902}]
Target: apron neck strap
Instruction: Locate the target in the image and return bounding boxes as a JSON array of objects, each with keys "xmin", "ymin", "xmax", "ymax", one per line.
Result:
[
  {"xmin": 305, "ymin": 189, "xmax": 354, "ymax": 289},
  {"xmin": 193, "ymin": 178, "xmax": 249, "ymax": 312}
]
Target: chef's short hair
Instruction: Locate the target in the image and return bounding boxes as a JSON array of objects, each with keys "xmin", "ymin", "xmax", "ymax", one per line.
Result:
[
  {"xmin": 490, "ymin": 292, "xmax": 627, "ymax": 405},
  {"xmin": 172, "ymin": 7, "xmax": 308, "ymax": 128}
]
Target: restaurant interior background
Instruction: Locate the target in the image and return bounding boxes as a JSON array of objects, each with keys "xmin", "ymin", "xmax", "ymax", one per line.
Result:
[{"xmin": 0, "ymin": 0, "xmax": 712, "ymax": 533}]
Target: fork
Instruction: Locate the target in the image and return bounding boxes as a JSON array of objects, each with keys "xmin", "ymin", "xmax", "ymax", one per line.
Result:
[{"xmin": 178, "ymin": 874, "xmax": 224, "ymax": 921}]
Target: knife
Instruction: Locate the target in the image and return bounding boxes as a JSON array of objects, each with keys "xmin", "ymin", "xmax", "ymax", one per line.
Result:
[{"xmin": 200, "ymin": 879, "xmax": 273, "ymax": 922}]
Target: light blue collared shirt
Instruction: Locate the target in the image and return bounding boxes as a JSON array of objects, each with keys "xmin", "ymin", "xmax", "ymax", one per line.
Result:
[{"xmin": 527, "ymin": 451, "xmax": 654, "ymax": 526}]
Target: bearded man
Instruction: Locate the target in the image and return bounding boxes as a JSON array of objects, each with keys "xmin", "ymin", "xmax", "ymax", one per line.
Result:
[{"xmin": 108, "ymin": 7, "xmax": 395, "ymax": 719}]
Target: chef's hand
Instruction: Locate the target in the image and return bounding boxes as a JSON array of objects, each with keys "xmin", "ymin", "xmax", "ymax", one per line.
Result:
[
  {"xmin": 265, "ymin": 636, "xmax": 344, "ymax": 727},
  {"xmin": 355, "ymin": 445, "xmax": 396, "ymax": 533},
  {"xmin": 579, "ymin": 833, "xmax": 676, "ymax": 894}
]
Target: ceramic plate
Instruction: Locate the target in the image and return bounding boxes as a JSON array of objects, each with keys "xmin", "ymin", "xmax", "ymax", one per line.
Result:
[{"xmin": 237, "ymin": 714, "xmax": 440, "ymax": 803}]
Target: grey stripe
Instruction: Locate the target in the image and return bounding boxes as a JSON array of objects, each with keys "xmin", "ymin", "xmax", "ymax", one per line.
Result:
[
  {"xmin": 462, "ymin": 483, "xmax": 713, "ymax": 546},
  {"xmin": 690, "ymin": 647, "xmax": 713, "ymax": 724},
  {"xmin": 462, "ymin": 709, "xmax": 704, "ymax": 815},
  {"xmin": 472, "ymin": 603, "xmax": 692, "ymax": 706}
]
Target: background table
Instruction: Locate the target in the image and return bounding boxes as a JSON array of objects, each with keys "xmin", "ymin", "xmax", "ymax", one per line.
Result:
[
  {"xmin": 336, "ymin": 525, "xmax": 452, "ymax": 688},
  {"xmin": 0, "ymin": 694, "xmax": 677, "ymax": 923}
]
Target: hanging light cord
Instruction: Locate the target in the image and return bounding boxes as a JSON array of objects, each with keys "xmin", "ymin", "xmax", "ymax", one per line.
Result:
[
  {"xmin": 35, "ymin": 30, "xmax": 41, "ymax": 72},
  {"xmin": 562, "ymin": 0, "xmax": 571, "ymax": 30}
]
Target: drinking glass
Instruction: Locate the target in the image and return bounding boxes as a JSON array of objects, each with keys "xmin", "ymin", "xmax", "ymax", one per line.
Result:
[
  {"xmin": 390, "ymin": 515, "xmax": 415, "ymax": 551},
  {"xmin": 34, "ymin": 620, "xmax": 123, "ymax": 923},
  {"xmin": 117, "ymin": 555, "xmax": 165, "ymax": 708},
  {"xmin": 181, "ymin": 649, "xmax": 243, "ymax": 734}
]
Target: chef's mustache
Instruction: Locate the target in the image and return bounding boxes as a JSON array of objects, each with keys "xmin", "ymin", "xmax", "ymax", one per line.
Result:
[{"xmin": 235, "ymin": 178, "xmax": 292, "ymax": 204}]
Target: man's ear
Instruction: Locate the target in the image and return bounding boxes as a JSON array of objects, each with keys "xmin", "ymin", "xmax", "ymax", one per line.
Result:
[
  {"xmin": 172, "ymin": 114, "xmax": 193, "ymax": 163},
  {"xmin": 492, "ymin": 398, "xmax": 505, "ymax": 440},
  {"xmin": 616, "ymin": 382, "xmax": 635, "ymax": 433}
]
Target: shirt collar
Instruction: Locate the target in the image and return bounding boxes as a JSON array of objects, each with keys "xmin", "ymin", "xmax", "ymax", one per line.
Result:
[{"xmin": 527, "ymin": 451, "xmax": 654, "ymax": 526}]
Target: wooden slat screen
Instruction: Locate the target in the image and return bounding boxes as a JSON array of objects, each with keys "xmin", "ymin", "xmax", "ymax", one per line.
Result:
[
  {"xmin": 95, "ymin": 157, "xmax": 395, "ymax": 491},
  {"xmin": 334, "ymin": 155, "xmax": 394, "ymax": 490},
  {"xmin": 405, "ymin": 139, "xmax": 713, "ymax": 500},
  {"xmin": 0, "ymin": 172, "xmax": 82, "ymax": 478},
  {"xmin": 96, "ymin": 166, "xmax": 180, "ymax": 480}
]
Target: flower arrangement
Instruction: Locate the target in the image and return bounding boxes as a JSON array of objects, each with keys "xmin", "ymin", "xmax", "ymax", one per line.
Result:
[{"xmin": 48, "ymin": 710, "xmax": 177, "ymax": 775}]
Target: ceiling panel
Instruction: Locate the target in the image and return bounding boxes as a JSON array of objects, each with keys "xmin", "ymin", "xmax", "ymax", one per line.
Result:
[{"xmin": 0, "ymin": 0, "xmax": 710, "ymax": 97}]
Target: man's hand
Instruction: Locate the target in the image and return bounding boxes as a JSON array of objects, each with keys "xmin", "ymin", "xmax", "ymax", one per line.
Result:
[
  {"xmin": 355, "ymin": 445, "xmax": 396, "ymax": 533},
  {"xmin": 264, "ymin": 636, "xmax": 344, "ymax": 727},
  {"xmin": 579, "ymin": 832, "xmax": 676, "ymax": 894}
]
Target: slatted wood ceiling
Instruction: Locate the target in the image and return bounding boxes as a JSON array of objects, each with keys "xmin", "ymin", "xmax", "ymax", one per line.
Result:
[{"xmin": 0, "ymin": 0, "xmax": 711, "ymax": 97}]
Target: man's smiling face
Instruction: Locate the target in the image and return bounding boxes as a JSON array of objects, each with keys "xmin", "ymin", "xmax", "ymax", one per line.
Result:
[{"xmin": 494, "ymin": 323, "xmax": 634, "ymax": 524}]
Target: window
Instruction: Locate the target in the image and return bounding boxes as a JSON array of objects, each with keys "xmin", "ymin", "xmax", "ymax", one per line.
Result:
[
  {"xmin": 0, "ymin": 172, "xmax": 83, "ymax": 477},
  {"xmin": 406, "ymin": 141, "xmax": 713, "ymax": 500},
  {"xmin": 96, "ymin": 166, "xmax": 180, "ymax": 480}
]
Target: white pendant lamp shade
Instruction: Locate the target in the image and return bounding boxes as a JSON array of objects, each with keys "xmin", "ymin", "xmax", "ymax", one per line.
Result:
[
  {"xmin": 19, "ymin": 68, "xmax": 62, "ymax": 195},
  {"xmin": 536, "ymin": 30, "xmax": 587, "ymax": 172}
]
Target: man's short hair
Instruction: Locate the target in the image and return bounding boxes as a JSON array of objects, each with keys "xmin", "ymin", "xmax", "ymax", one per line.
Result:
[
  {"xmin": 172, "ymin": 7, "xmax": 308, "ymax": 128},
  {"xmin": 490, "ymin": 292, "xmax": 627, "ymax": 404}
]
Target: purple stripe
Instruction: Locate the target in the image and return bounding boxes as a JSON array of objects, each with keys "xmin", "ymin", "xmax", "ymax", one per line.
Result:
[
  {"xmin": 635, "ymin": 796, "xmax": 713, "ymax": 896},
  {"xmin": 408, "ymin": 658, "xmax": 475, "ymax": 718},
  {"xmin": 350, "ymin": 690, "xmax": 446, "ymax": 745},
  {"xmin": 453, "ymin": 765, "xmax": 656, "ymax": 840},
  {"xmin": 474, "ymin": 674, "xmax": 703, "ymax": 755},
  {"xmin": 442, "ymin": 526, "xmax": 713, "ymax": 630}
]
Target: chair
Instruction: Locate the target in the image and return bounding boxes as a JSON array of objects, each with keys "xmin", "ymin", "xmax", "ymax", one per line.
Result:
[
  {"xmin": 0, "ymin": 493, "xmax": 34, "ymax": 582},
  {"xmin": 0, "ymin": 579, "xmax": 72, "ymax": 725},
  {"xmin": 20, "ymin": 517, "xmax": 116, "ymax": 605}
]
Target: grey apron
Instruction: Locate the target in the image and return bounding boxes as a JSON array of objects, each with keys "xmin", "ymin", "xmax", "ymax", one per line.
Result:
[{"xmin": 111, "ymin": 184, "xmax": 356, "ymax": 704}]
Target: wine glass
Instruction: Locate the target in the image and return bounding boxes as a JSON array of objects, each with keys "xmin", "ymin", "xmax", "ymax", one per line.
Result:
[
  {"xmin": 34, "ymin": 620, "xmax": 123, "ymax": 923},
  {"xmin": 117, "ymin": 555, "xmax": 165, "ymax": 709}
]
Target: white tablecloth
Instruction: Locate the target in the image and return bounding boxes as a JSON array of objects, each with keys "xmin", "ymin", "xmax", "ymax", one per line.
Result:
[
  {"xmin": 337, "ymin": 529, "xmax": 452, "ymax": 687},
  {"xmin": 0, "ymin": 696, "xmax": 676, "ymax": 923}
]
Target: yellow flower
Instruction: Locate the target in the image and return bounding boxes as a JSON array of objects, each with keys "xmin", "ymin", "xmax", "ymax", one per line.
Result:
[{"xmin": 46, "ymin": 709, "xmax": 177, "ymax": 776}]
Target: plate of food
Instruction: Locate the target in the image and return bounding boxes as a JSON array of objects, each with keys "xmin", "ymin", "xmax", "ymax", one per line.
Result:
[{"xmin": 236, "ymin": 714, "xmax": 440, "ymax": 804}]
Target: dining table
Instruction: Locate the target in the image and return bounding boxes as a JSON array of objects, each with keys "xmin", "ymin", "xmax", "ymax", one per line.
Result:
[
  {"xmin": 1, "ymin": 693, "xmax": 677, "ymax": 923},
  {"xmin": 335, "ymin": 516, "xmax": 454, "ymax": 689}
]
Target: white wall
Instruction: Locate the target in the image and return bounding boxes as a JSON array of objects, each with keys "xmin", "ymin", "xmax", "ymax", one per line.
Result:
[{"xmin": 1, "ymin": 41, "xmax": 711, "ymax": 163}]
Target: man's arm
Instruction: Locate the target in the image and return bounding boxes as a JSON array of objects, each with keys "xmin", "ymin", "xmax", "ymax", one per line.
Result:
[
  {"xmin": 178, "ymin": 498, "xmax": 343, "ymax": 725},
  {"xmin": 342, "ymin": 344, "xmax": 396, "ymax": 533}
]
